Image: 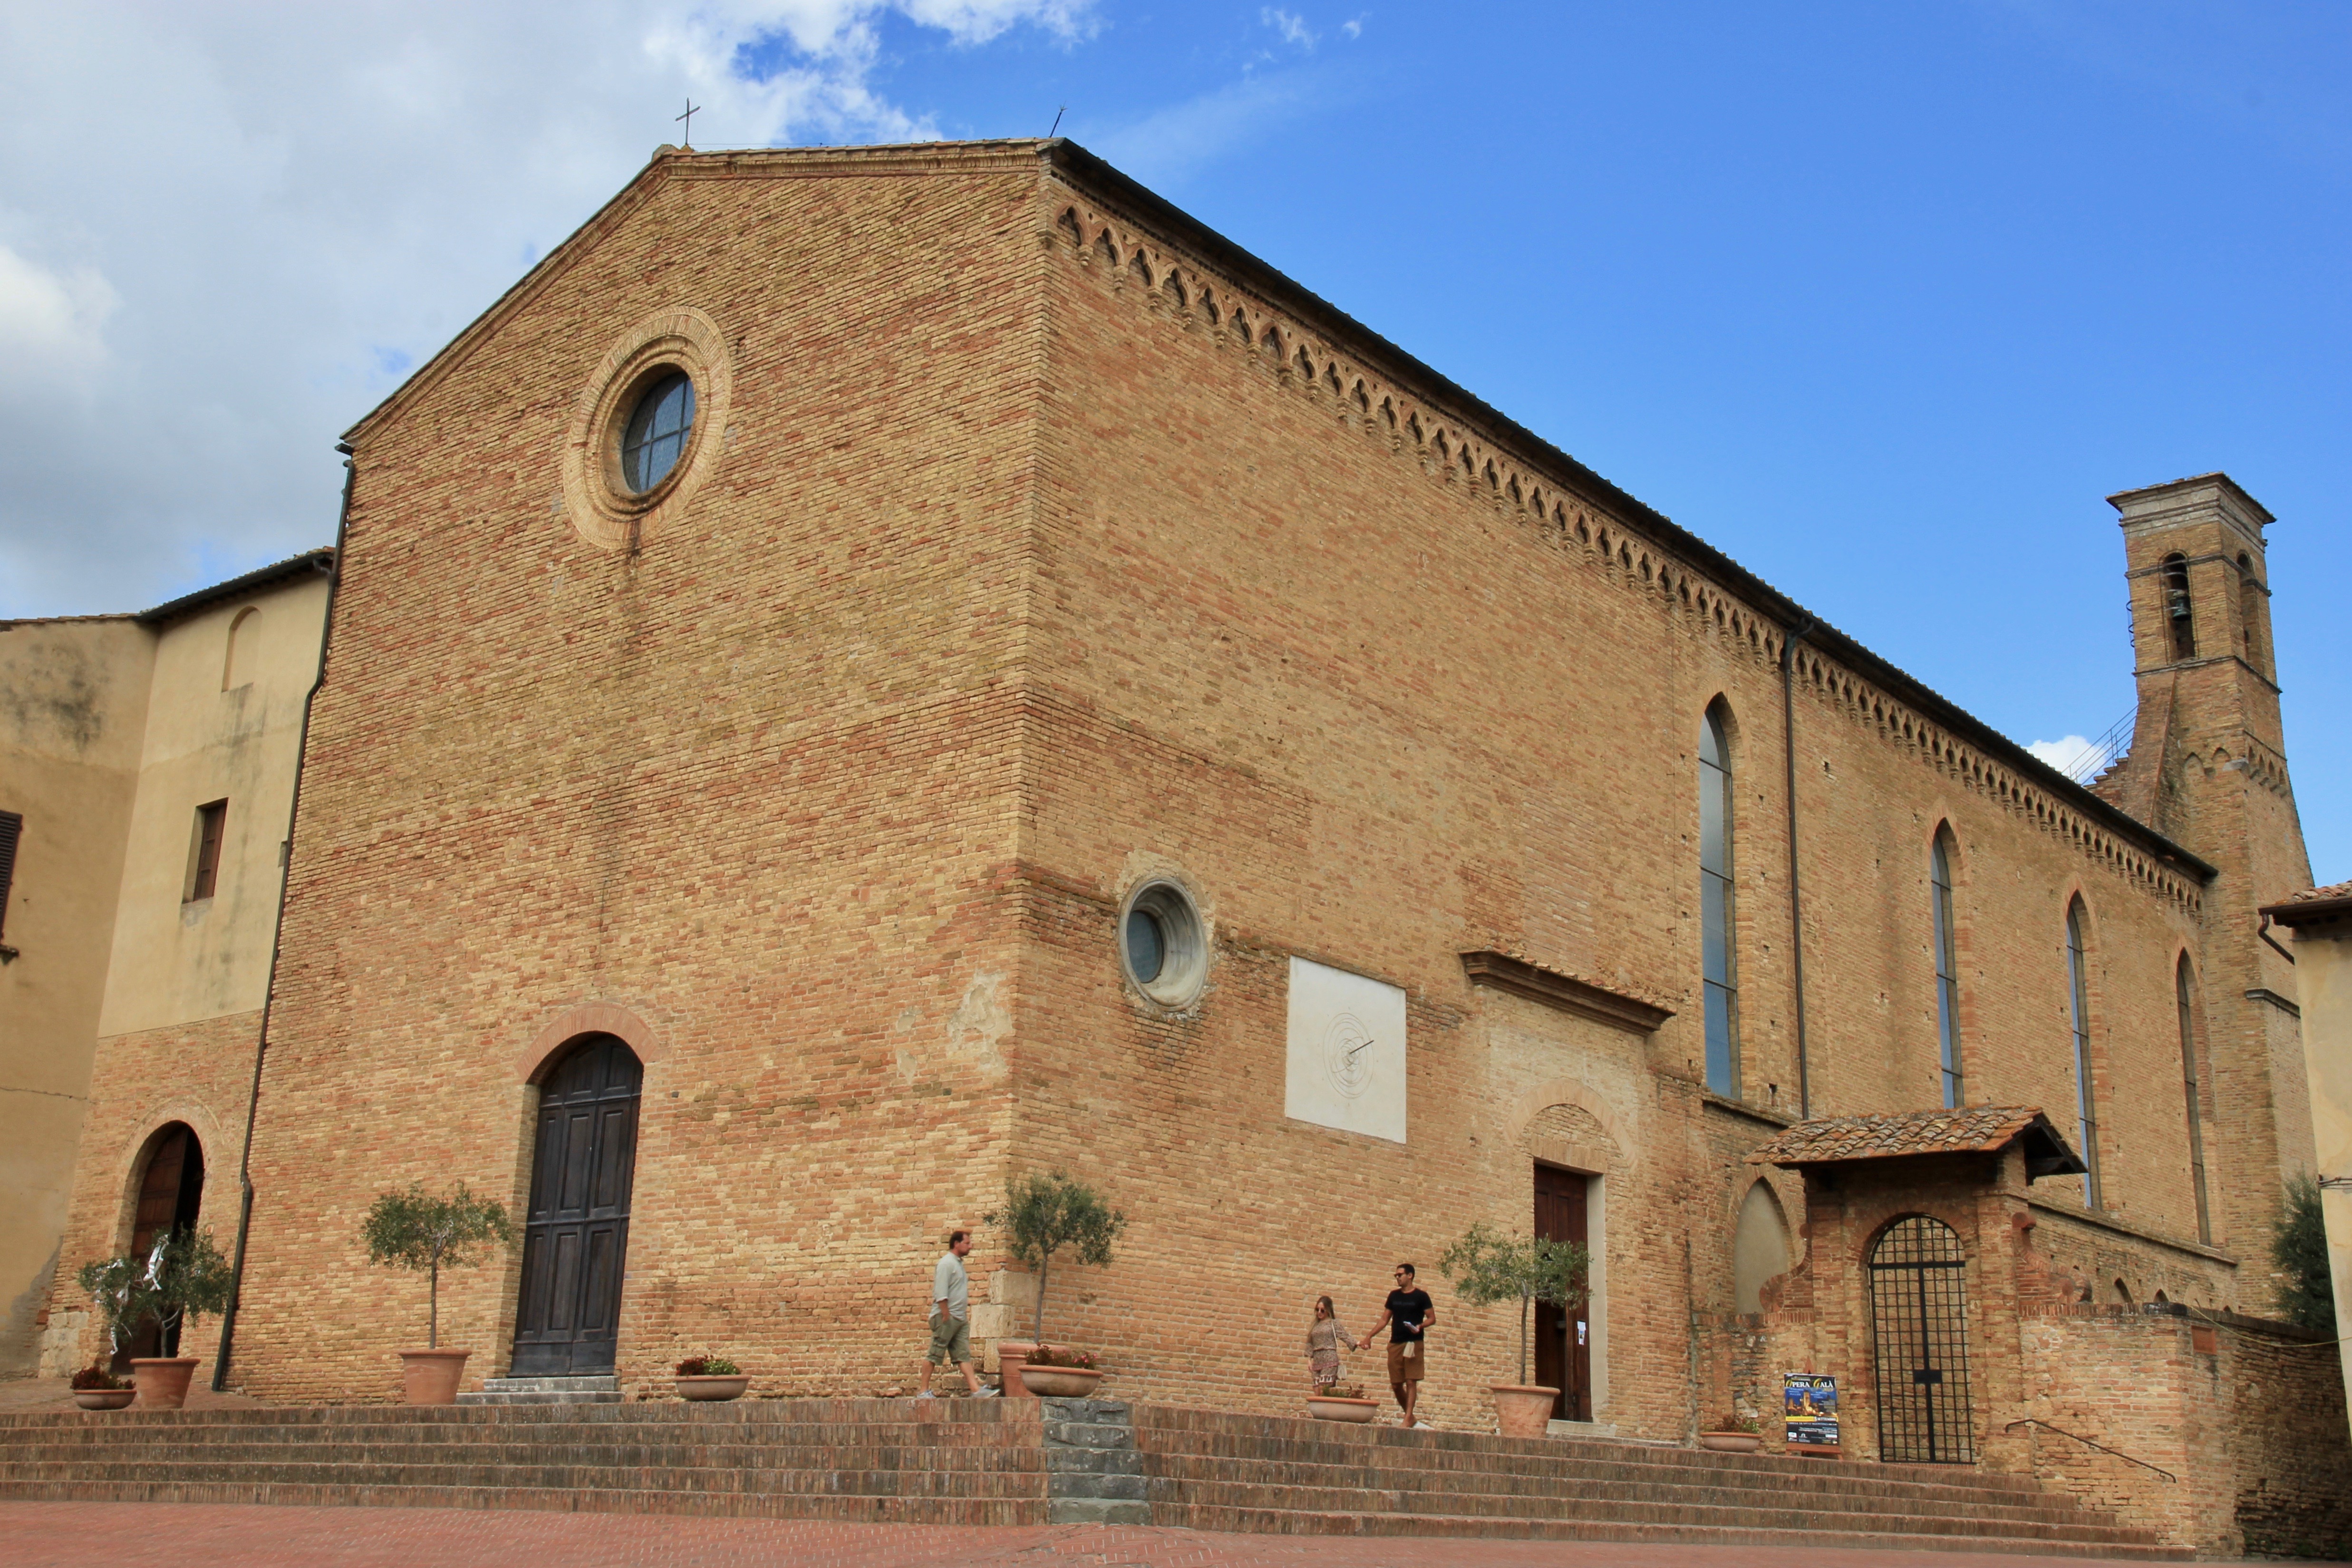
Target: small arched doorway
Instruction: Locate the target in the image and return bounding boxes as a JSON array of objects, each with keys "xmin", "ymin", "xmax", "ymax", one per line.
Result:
[
  {"xmin": 120, "ymin": 1123, "xmax": 206, "ymax": 1366},
  {"xmin": 1868, "ymin": 1214, "xmax": 1976, "ymax": 1463},
  {"xmin": 511, "ymin": 1035, "xmax": 642, "ymax": 1376}
]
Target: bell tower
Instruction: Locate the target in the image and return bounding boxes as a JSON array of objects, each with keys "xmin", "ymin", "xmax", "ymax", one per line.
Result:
[{"xmin": 2103, "ymin": 473, "xmax": 2314, "ymax": 1283}]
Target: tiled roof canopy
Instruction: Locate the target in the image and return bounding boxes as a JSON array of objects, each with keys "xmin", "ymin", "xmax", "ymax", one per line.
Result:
[
  {"xmin": 2263, "ymin": 881, "xmax": 2352, "ymax": 927},
  {"xmin": 1747, "ymin": 1106, "xmax": 2086, "ymax": 1182}
]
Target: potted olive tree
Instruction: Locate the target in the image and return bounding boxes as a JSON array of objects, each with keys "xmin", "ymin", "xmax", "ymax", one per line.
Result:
[
  {"xmin": 76, "ymin": 1229, "xmax": 233, "ymax": 1410},
  {"xmin": 986, "ymin": 1170, "xmax": 1125, "ymax": 1397},
  {"xmin": 359, "ymin": 1182, "xmax": 515, "ymax": 1404},
  {"xmin": 1439, "ymin": 1221, "xmax": 1588, "ymax": 1439}
]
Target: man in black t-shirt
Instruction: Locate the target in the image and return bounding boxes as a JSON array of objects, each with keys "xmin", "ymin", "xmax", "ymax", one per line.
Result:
[{"xmin": 1357, "ymin": 1262, "xmax": 1437, "ymax": 1428}]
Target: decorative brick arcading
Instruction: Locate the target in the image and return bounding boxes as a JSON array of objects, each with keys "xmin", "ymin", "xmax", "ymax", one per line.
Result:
[{"xmin": 1044, "ymin": 189, "xmax": 2205, "ymax": 916}]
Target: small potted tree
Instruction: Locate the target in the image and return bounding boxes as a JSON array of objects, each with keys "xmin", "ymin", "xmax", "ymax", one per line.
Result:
[
  {"xmin": 987, "ymin": 1170, "xmax": 1125, "ymax": 1398},
  {"xmin": 359, "ymin": 1182, "xmax": 515, "ymax": 1404},
  {"xmin": 1439, "ymin": 1221, "xmax": 1588, "ymax": 1439},
  {"xmin": 77, "ymin": 1230, "xmax": 232, "ymax": 1410},
  {"xmin": 674, "ymin": 1355, "xmax": 749, "ymax": 1401}
]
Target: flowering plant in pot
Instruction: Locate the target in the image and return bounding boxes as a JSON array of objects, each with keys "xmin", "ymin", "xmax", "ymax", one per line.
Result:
[
  {"xmin": 1700, "ymin": 1411, "xmax": 1765, "ymax": 1453},
  {"xmin": 1438, "ymin": 1221, "xmax": 1589, "ymax": 1439},
  {"xmin": 69, "ymin": 1364, "xmax": 135, "ymax": 1412},
  {"xmin": 1020, "ymin": 1343, "xmax": 1105, "ymax": 1397},
  {"xmin": 76, "ymin": 1229, "xmax": 232, "ymax": 1409},
  {"xmin": 985, "ymin": 1170, "xmax": 1124, "ymax": 1397},
  {"xmin": 674, "ymin": 1355, "xmax": 749, "ymax": 1402},
  {"xmin": 1307, "ymin": 1379, "xmax": 1379, "ymax": 1423},
  {"xmin": 359, "ymin": 1182, "xmax": 514, "ymax": 1404}
]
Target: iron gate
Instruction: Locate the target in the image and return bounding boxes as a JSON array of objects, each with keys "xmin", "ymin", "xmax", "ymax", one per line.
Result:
[{"xmin": 1868, "ymin": 1215, "xmax": 1976, "ymax": 1463}]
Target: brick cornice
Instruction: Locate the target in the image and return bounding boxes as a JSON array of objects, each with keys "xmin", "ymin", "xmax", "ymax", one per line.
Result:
[{"xmin": 1459, "ymin": 949, "xmax": 1673, "ymax": 1035}]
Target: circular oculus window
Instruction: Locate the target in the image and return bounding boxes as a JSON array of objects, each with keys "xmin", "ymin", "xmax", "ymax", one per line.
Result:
[
  {"xmin": 1120, "ymin": 879, "xmax": 1207, "ymax": 1007},
  {"xmin": 620, "ymin": 371, "xmax": 696, "ymax": 493},
  {"xmin": 561, "ymin": 307, "xmax": 733, "ymax": 551}
]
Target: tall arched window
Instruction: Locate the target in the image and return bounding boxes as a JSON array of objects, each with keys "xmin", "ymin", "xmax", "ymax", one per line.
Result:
[
  {"xmin": 2159, "ymin": 553, "xmax": 2196, "ymax": 662},
  {"xmin": 2064, "ymin": 899, "xmax": 2102, "ymax": 1209},
  {"xmin": 1699, "ymin": 705, "xmax": 1739, "ymax": 1097},
  {"xmin": 2177, "ymin": 956, "xmax": 2212, "ymax": 1243},
  {"xmin": 1930, "ymin": 829, "xmax": 1962, "ymax": 1109}
]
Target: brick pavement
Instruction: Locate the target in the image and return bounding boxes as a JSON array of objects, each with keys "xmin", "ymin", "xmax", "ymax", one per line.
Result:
[{"xmin": 0, "ymin": 1503, "xmax": 2301, "ymax": 1567}]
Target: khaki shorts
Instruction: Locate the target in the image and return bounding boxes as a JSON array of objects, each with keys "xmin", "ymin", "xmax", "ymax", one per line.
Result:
[
  {"xmin": 927, "ymin": 1314, "xmax": 972, "ymax": 1366},
  {"xmin": 1386, "ymin": 1340, "xmax": 1426, "ymax": 1384}
]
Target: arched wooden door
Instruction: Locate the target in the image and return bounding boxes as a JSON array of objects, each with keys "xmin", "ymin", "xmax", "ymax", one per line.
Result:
[
  {"xmin": 119, "ymin": 1124, "xmax": 205, "ymax": 1367},
  {"xmin": 511, "ymin": 1035, "xmax": 642, "ymax": 1376},
  {"xmin": 1868, "ymin": 1214, "xmax": 1977, "ymax": 1463}
]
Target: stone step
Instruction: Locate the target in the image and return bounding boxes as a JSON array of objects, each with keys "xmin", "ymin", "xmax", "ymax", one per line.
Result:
[
  {"xmin": 458, "ymin": 1375, "xmax": 621, "ymax": 1407},
  {"xmin": 1134, "ymin": 1453, "xmax": 2122, "ymax": 1530},
  {"xmin": 0, "ymin": 1399, "xmax": 2184, "ymax": 1558},
  {"xmin": 1136, "ymin": 1426, "xmax": 2086, "ymax": 1510},
  {"xmin": 1145, "ymin": 1474, "xmax": 2155, "ymax": 1545},
  {"xmin": 0, "ymin": 1459, "xmax": 1046, "ymax": 1498},
  {"xmin": 1146, "ymin": 1503, "xmax": 2192, "ymax": 1559},
  {"xmin": 0, "ymin": 1477, "xmax": 1048, "ymax": 1527}
]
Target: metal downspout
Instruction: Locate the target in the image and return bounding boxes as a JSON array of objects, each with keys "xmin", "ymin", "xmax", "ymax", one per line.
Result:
[
  {"xmin": 211, "ymin": 447, "xmax": 353, "ymax": 1391},
  {"xmin": 1781, "ymin": 618, "xmax": 1817, "ymax": 1121}
]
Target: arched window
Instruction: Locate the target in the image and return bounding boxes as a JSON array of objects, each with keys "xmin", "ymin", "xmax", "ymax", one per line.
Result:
[
  {"xmin": 2177, "ymin": 956, "xmax": 2212, "ymax": 1243},
  {"xmin": 2065, "ymin": 900, "xmax": 2102, "ymax": 1208},
  {"xmin": 2159, "ymin": 553, "xmax": 2196, "ymax": 662},
  {"xmin": 2237, "ymin": 554, "xmax": 2263, "ymax": 671},
  {"xmin": 1699, "ymin": 704, "xmax": 1739, "ymax": 1097},
  {"xmin": 1930, "ymin": 828, "xmax": 1962, "ymax": 1109},
  {"xmin": 222, "ymin": 606, "xmax": 259, "ymax": 691}
]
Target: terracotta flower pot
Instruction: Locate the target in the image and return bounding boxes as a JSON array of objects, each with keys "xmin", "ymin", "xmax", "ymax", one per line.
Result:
[
  {"xmin": 74, "ymin": 1388, "xmax": 136, "ymax": 1411},
  {"xmin": 1700, "ymin": 1431, "xmax": 1764, "ymax": 1453},
  {"xmin": 997, "ymin": 1341, "xmax": 1037, "ymax": 1399},
  {"xmin": 1307, "ymin": 1395, "xmax": 1380, "ymax": 1423},
  {"xmin": 397, "ymin": 1348, "xmax": 471, "ymax": 1405},
  {"xmin": 675, "ymin": 1374, "xmax": 749, "ymax": 1402},
  {"xmin": 1019, "ymin": 1364, "xmax": 1104, "ymax": 1398},
  {"xmin": 1490, "ymin": 1384, "xmax": 1560, "ymax": 1439},
  {"xmin": 129, "ymin": 1357, "xmax": 200, "ymax": 1410}
]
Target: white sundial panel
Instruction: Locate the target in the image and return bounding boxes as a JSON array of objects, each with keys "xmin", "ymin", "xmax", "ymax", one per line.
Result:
[{"xmin": 1284, "ymin": 957, "xmax": 1407, "ymax": 1143}]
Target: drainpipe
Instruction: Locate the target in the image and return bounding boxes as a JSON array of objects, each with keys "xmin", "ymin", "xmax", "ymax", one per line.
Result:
[
  {"xmin": 1781, "ymin": 618, "xmax": 1817, "ymax": 1122},
  {"xmin": 212, "ymin": 446, "xmax": 353, "ymax": 1391}
]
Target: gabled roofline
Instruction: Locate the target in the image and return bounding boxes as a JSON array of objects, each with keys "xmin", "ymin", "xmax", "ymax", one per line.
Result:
[
  {"xmin": 336, "ymin": 136, "xmax": 2215, "ymax": 884},
  {"xmin": 1040, "ymin": 139, "xmax": 2216, "ymax": 885},
  {"xmin": 139, "ymin": 548, "xmax": 337, "ymax": 627}
]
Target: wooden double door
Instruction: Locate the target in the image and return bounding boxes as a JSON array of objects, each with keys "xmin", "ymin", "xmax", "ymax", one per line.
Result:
[
  {"xmin": 1532, "ymin": 1162, "xmax": 1592, "ymax": 1422},
  {"xmin": 511, "ymin": 1035, "xmax": 641, "ymax": 1376},
  {"xmin": 116, "ymin": 1125, "xmax": 205, "ymax": 1369}
]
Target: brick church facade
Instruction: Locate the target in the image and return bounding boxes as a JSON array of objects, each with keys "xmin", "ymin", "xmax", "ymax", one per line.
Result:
[{"xmin": 29, "ymin": 139, "xmax": 2342, "ymax": 1549}]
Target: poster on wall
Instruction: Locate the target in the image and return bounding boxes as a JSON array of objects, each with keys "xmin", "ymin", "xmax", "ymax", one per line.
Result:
[{"xmin": 1784, "ymin": 1374, "xmax": 1838, "ymax": 1449}]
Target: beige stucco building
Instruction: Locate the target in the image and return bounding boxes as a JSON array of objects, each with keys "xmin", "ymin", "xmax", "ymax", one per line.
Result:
[
  {"xmin": 2265, "ymin": 881, "xmax": 2352, "ymax": 1437},
  {"xmin": 0, "ymin": 550, "xmax": 331, "ymax": 1375}
]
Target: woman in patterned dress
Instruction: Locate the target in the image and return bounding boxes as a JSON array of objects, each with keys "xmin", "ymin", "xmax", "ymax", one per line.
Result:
[{"xmin": 1305, "ymin": 1295, "xmax": 1354, "ymax": 1391}]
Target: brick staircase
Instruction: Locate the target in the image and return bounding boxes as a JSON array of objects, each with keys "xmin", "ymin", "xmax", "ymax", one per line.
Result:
[
  {"xmin": 1133, "ymin": 1405, "xmax": 2185, "ymax": 1557},
  {"xmin": 0, "ymin": 1397, "xmax": 2183, "ymax": 1556},
  {"xmin": 0, "ymin": 1398, "xmax": 1049, "ymax": 1525}
]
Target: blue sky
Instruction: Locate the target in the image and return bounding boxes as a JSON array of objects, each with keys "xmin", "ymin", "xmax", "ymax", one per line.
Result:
[{"xmin": 2, "ymin": 1, "xmax": 2342, "ymax": 881}]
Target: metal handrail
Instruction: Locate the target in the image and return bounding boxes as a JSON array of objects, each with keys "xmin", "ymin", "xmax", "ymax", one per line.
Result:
[{"xmin": 2004, "ymin": 1419, "xmax": 2176, "ymax": 1483}]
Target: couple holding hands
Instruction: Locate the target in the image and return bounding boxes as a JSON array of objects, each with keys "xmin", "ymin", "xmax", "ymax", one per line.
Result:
[{"xmin": 1305, "ymin": 1262, "xmax": 1436, "ymax": 1428}]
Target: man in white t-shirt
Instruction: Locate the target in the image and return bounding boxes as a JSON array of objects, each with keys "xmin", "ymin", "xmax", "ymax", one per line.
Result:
[{"xmin": 916, "ymin": 1229, "xmax": 995, "ymax": 1398}]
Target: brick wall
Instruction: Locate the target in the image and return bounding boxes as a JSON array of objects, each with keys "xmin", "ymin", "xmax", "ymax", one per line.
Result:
[
  {"xmin": 212, "ymin": 143, "xmax": 2310, "ymax": 1452},
  {"xmin": 38, "ymin": 1009, "xmax": 261, "ymax": 1377}
]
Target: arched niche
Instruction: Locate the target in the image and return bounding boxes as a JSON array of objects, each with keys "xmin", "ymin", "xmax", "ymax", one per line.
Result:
[{"xmin": 1733, "ymin": 1178, "xmax": 1792, "ymax": 1315}]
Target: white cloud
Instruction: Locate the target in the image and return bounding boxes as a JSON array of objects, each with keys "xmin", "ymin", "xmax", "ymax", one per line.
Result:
[
  {"xmin": 0, "ymin": 0, "xmax": 1088, "ymax": 618},
  {"xmin": 2026, "ymin": 735, "xmax": 2096, "ymax": 777},
  {"xmin": 1342, "ymin": 14, "xmax": 1365, "ymax": 40},
  {"xmin": 0, "ymin": 242, "xmax": 116, "ymax": 389},
  {"xmin": 1263, "ymin": 8, "xmax": 1316, "ymax": 49}
]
